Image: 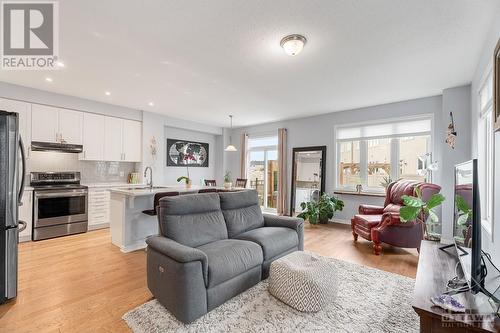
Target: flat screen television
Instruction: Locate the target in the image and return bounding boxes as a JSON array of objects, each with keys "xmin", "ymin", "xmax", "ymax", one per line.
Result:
[{"xmin": 453, "ymin": 159, "xmax": 483, "ymax": 293}]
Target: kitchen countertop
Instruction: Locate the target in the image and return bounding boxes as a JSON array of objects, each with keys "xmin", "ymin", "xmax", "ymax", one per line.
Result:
[
  {"xmin": 109, "ymin": 185, "xmax": 246, "ymax": 197},
  {"xmin": 82, "ymin": 182, "xmax": 146, "ymax": 188}
]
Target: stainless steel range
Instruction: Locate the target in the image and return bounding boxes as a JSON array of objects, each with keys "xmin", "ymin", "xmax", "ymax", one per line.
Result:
[{"xmin": 31, "ymin": 172, "xmax": 88, "ymax": 241}]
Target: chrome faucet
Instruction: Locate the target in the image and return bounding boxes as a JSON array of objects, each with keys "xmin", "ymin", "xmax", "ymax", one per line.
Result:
[{"xmin": 144, "ymin": 166, "xmax": 153, "ymax": 189}]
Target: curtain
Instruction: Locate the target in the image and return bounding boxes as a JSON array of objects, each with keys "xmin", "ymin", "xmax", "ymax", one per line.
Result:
[
  {"xmin": 277, "ymin": 128, "xmax": 287, "ymax": 215},
  {"xmin": 240, "ymin": 133, "xmax": 248, "ymax": 180}
]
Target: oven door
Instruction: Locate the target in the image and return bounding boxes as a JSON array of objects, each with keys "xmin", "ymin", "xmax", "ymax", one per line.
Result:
[{"xmin": 34, "ymin": 189, "xmax": 88, "ymax": 227}]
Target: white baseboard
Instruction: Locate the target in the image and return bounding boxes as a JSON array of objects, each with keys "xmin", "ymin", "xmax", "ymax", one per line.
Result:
[
  {"xmin": 120, "ymin": 241, "xmax": 147, "ymax": 253},
  {"xmin": 88, "ymin": 223, "xmax": 110, "ymax": 231},
  {"xmin": 19, "ymin": 234, "xmax": 31, "ymax": 242},
  {"xmin": 330, "ymin": 218, "xmax": 350, "ymax": 225}
]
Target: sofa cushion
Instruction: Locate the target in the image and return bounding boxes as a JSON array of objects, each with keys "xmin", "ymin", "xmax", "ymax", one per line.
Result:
[
  {"xmin": 197, "ymin": 239, "xmax": 263, "ymax": 288},
  {"xmin": 219, "ymin": 190, "xmax": 264, "ymax": 237},
  {"xmin": 235, "ymin": 227, "xmax": 298, "ymax": 260},
  {"xmin": 158, "ymin": 193, "xmax": 228, "ymax": 248}
]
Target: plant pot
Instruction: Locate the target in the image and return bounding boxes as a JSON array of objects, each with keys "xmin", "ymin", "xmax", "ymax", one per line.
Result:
[
  {"xmin": 319, "ymin": 217, "xmax": 329, "ymax": 224},
  {"xmin": 185, "ymin": 181, "xmax": 192, "ymax": 189},
  {"xmin": 224, "ymin": 182, "xmax": 232, "ymax": 189}
]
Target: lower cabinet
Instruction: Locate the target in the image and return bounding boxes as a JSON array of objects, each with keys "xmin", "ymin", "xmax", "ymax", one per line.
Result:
[
  {"xmin": 19, "ymin": 190, "xmax": 33, "ymax": 242},
  {"xmin": 88, "ymin": 188, "xmax": 111, "ymax": 229}
]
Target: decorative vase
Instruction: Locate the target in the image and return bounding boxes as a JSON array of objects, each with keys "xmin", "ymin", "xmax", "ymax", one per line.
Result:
[
  {"xmin": 224, "ymin": 182, "xmax": 232, "ymax": 189},
  {"xmin": 185, "ymin": 180, "xmax": 192, "ymax": 189}
]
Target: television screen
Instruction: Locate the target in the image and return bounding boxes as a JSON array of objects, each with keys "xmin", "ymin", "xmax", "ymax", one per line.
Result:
[{"xmin": 453, "ymin": 159, "xmax": 482, "ymax": 293}]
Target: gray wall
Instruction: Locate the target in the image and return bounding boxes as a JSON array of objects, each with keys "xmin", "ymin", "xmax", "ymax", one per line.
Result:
[
  {"xmin": 226, "ymin": 95, "xmax": 444, "ymax": 222},
  {"xmin": 164, "ymin": 126, "xmax": 217, "ymax": 186},
  {"xmin": 470, "ymin": 18, "xmax": 500, "ymax": 267},
  {"xmin": 226, "ymin": 89, "xmax": 473, "ymax": 242},
  {"xmin": 141, "ymin": 111, "xmax": 224, "ymax": 187}
]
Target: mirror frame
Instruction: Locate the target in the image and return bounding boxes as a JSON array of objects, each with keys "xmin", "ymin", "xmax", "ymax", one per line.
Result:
[
  {"xmin": 495, "ymin": 37, "xmax": 500, "ymax": 131},
  {"xmin": 289, "ymin": 146, "xmax": 327, "ymax": 216}
]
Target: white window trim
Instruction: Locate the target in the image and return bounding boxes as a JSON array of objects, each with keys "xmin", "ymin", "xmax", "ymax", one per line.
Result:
[
  {"xmin": 246, "ymin": 132, "xmax": 278, "ymax": 212},
  {"xmin": 477, "ymin": 66, "xmax": 495, "ymax": 241},
  {"xmin": 334, "ymin": 115, "xmax": 434, "ymax": 194}
]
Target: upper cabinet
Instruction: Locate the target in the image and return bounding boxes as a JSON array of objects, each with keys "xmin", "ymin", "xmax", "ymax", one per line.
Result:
[
  {"xmin": 0, "ymin": 98, "xmax": 31, "ymax": 156},
  {"xmin": 81, "ymin": 113, "xmax": 105, "ymax": 161},
  {"xmin": 122, "ymin": 119, "xmax": 142, "ymax": 162},
  {"xmin": 31, "ymin": 104, "xmax": 83, "ymax": 145},
  {"xmin": 103, "ymin": 116, "xmax": 123, "ymax": 161},
  {"xmin": 59, "ymin": 109, "xmax": 83, "ymax": 145}
]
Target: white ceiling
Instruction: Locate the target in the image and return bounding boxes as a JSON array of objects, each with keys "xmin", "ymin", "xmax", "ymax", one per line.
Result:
[{"xmin": 1, "ymin": 0, "xmax": 498, "ymax": 127}]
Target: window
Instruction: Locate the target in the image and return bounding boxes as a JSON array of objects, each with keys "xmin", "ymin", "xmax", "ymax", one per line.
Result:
[
  {"xmin": 336, "ymin": 117, "xmax": 432, "ymax": 192},
  {"xmin": 247, "ymin": 134, "xmax": 279, "ymax": 211},
  {"xmin": 478, "ymin": 71, "xmax": 494, "ymax": 233}
]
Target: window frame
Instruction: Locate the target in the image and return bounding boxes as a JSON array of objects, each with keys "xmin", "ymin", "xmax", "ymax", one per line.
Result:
[
  {"xmin": 334, "ymin": 115, "xmax": 434, "ymax": 194},
  {"xmin": 477, "ymin": 67, "xmax": 495, "ymax": 239}
]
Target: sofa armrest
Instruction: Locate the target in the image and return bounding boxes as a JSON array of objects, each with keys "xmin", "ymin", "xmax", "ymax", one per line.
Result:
[
  {"xmin": 263, "ymin": 214, "xmax": 304, "ymax": 250},
  {"xmin": 146, "ymin": 236, "xmax": 208, "ymax": 283},
  {"xmin": 379, "ymin": 212, "xmax": 418, "ymax": 228},
  {"xmin": 359, "ymin": 204, "xmax": 384, "ymax": 215}
]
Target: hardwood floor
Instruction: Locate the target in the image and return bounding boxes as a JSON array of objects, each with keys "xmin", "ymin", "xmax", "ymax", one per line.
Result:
[{"xmin": 0, "ymin": 223, "xmax": 418, "ymax": 332}]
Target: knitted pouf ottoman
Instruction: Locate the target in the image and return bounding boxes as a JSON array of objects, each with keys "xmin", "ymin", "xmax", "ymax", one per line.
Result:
[{"xmin": 268, "ymin": 251, "xmax": 337, "ymax": 312}]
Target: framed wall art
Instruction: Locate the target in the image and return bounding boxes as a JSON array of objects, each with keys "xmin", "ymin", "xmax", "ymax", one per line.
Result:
[{"xmin": 166, "ymin": 139, "xmax": 209, "ymax": 167}]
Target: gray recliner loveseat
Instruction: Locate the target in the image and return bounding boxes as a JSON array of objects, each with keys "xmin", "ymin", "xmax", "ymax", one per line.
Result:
[{"xmin": 146, "ymin": 190, "xmax": 304, "ymax": 323}]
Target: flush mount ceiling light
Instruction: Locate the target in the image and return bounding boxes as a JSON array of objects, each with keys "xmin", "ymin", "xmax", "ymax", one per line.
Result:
[
  {"xmin": 280, "ymin": 34, "xmax": 307, "ymax": 56},
  {"xmin": 225, "ymin": 115, "xmax": 237, "ymax": 152}
]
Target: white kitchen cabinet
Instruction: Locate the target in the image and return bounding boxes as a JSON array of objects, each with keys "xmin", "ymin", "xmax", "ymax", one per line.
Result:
[
  {"xmin": 122, "ymin": 119, "xmax": 142, "ymax": 162},
  {"xmin": 32, "ymin": 104, "xmax": 83, "ymax": 145},
  {"xmin": 88, "ymin": 188, "xmax": 111, "ymax": 229},
  {"xmin": 81, "ymin": 113, "xmax": 105, "ymax": 160},
  {"xmin": 18, "ymin": 190, "xmax": 33, "ymax": 242},
  {"xmin": 31, "ymin": 104, "xmax": 59, "ymax": 143},
  {"xmin": 104, "ymin": 116, "xmax": 123, "ymax": 161},
  {"xmin": 0, "ymin": 98, "xmax": 31, "ymax": 157},
  {"xmin": 59, "ymin": 109, "xmax": 83, "ymax": 145}
]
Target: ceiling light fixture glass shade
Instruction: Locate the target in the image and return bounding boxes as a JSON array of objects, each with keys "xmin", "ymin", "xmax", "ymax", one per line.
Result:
[
  {"xmin": 225, "ymin": 115, "xmax": 237, "ymax": 152},
  {"xmin": 280, "ymin": 34, "xmax": 307, "ymax": 56}
]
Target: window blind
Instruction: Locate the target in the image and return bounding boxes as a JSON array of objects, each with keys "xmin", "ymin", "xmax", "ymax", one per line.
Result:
[{"xmin": 336, "ymin": 118, "xmax": 432, "ymax": 141}]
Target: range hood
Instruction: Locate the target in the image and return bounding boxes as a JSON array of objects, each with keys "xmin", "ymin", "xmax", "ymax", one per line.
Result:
[{"xmin": 31, "ymin": 141, "xmax": 83, "ymax": 153}]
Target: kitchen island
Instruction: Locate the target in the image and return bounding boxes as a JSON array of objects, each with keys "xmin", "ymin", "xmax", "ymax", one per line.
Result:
[{"xmin": 109, "ymin": 186, "xmax": 242, "ymax": 253}]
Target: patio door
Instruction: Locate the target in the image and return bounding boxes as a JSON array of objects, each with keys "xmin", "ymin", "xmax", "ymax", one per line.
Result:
[{"xmin": 247, "ymin": 135, "xmax": 278, "ymax": 212}]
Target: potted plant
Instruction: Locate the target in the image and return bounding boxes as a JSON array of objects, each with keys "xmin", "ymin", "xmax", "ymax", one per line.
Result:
[
  {"xmin": 297, "ymin": 193, "xmax": 344, "ymax": 225},
  {"xmin": 399, "ymin": 187, "xmax": 445, "ymax": 241},
  {"xmin": 177, "ymin": 166, "xmax": 192, "ymax": 188},
  {"xmin": 224, "ymin": 171, "xmax": 232, "ymax": 189}
]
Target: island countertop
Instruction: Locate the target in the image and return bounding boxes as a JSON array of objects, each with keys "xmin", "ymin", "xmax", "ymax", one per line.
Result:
[{"xmin": 109, "ymin": 185, "xmax": 245, "ymax": 197}]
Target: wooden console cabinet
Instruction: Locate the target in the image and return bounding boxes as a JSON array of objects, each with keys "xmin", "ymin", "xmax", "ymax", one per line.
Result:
[{"xmin": 413, "ymin": 241, "xmax": 500, "ymax": 332}]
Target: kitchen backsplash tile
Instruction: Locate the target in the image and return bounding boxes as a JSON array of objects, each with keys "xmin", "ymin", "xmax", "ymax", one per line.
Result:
[{"xmin": 27, "ymin": 151, "xmax": 138, "ymax": 183}]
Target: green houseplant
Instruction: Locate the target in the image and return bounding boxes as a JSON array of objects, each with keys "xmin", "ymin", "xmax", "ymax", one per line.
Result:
[
  {"xmin": 297, "ymin": 193, "xmax": 344, "ymax": 225},
  {"xmin": 224, "ymin": 171, "xmax": 232, "ymax": 189},
  {"xmin": 399, "ymin": 187, "xmax": 445, "ymax": 240},
  {"xmin": 177, "ymin": 166, "xmax": 191, "ymax": 188}
]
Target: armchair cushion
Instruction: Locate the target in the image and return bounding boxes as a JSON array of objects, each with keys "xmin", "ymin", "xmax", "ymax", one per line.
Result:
[
  {"xmin": 358, "ymin": 204, "xmax": 384, "ymax": 215},
  {"xmin": 146, "ymin": 236, "xmax": 208, "ymax": 285},
  {"xmin": 263, "ymin": 214, "xmax": 304, "ymax": 250},
  {"xmin": 219, "ymin": 190, "xmax": 264, "ymax": 237},
  {"xmin": 235, "ymin": 227, "xmax": 299, "ymax": 260},
  {"xmin": 197, "ymin": 239, "xmax": 263, "ymax": 288},
  {"xmin": 158, "ymin": 193, "xmax": 228, "ymax": 247}
]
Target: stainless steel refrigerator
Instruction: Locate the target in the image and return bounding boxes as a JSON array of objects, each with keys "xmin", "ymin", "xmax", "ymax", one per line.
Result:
[{"xmin": 0, "ymin": 110, "xmax": 26, "ymax": 303}]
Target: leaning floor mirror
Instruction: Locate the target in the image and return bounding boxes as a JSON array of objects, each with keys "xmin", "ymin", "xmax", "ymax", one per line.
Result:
[{"xmin": 290, "ymin": 146, "xmax": 326, "ymax": 216}]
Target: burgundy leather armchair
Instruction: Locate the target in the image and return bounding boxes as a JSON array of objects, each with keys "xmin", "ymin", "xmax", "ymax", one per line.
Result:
[{"xmin": 351, "ymin": 180, "xmax": 441, "ymax": 255}]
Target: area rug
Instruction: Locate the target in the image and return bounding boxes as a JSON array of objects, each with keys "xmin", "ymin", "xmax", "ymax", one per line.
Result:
[{"xmin": 123, "ymin": 254, "xmax": 418, "ymax": 333}]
